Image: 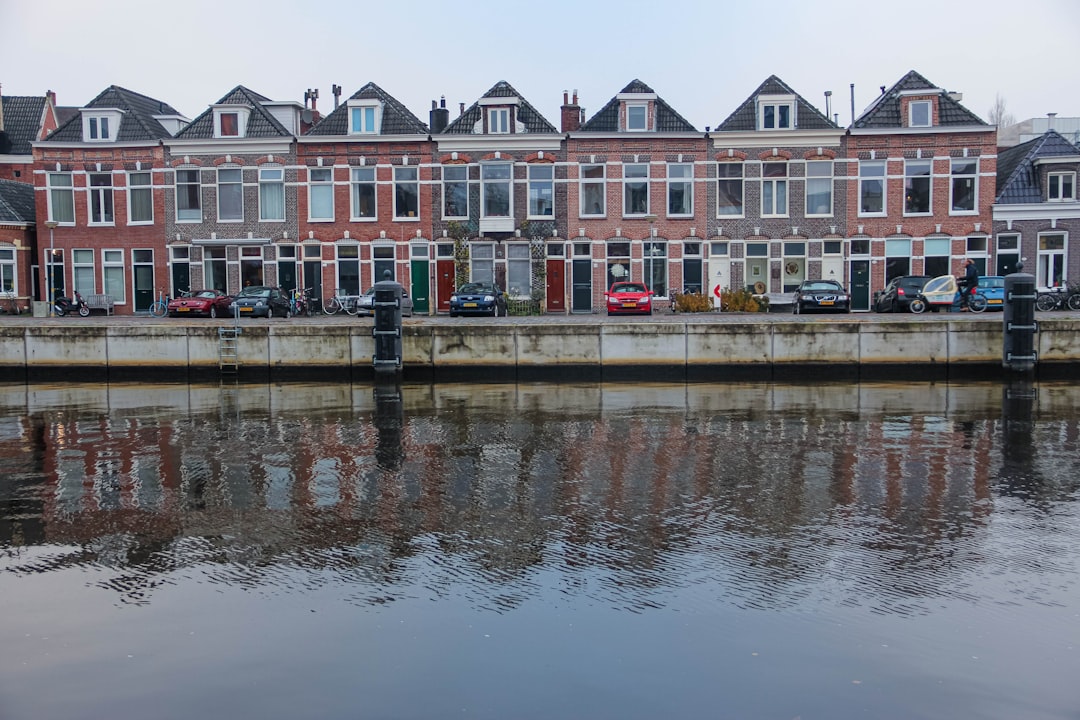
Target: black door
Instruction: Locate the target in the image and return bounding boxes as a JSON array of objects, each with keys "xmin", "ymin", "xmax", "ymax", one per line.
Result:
[
  {"xmin": 850, "ymin": 260, "xmax": 871, "ymax": 311},
  {"xmin": 571, "ymin": 259, "xmax": 592, "ymax": 313}
]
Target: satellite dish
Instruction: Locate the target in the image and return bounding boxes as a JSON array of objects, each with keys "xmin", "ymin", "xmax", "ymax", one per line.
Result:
[{"xmin": 301, "ymin": 109, "xmax": 313, "ymax": 124}]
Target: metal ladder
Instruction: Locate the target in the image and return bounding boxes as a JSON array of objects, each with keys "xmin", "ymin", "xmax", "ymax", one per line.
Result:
[{"xmin": 218, "ymin": 327, "xmax": 240, "ymax": 373}]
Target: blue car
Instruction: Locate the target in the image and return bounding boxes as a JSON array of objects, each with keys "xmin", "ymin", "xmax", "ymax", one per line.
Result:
[
  {"xmin": 977, "ymin": 276, "xmax": 1005, "ymax": 310},
  {"xmin": 449, "ymin": 282, "xmax": 507, "ymax": 317}
]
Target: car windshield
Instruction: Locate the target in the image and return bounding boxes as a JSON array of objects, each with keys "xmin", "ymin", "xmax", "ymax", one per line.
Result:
[
  {"xmin": 458, "ymin": 283, "xmax": 495, "ymax": 294},
  {"xmin": 238, "ymin": 287, "xmax": 270, "ymax": 298},
  {"xmin": 802, "ymin": 282, "xmax": 842, "ymax": 292},
  {"xmin": 613, "ymin": 284, "xmax": 646, "ymax": 293},
  {"xmin": 979, "ymin": 277, "xmax": 1005, "ymax": 288},
  {"xmin": 195, "ymin": 291, "xmax": 217, "ymax": 299}
]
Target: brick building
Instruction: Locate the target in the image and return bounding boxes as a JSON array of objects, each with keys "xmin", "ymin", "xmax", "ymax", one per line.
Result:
[
  {"xmin": 0, "ymin": 178, "xmax": 35, "ymax": 311},
  {"xmin": 1, "ymin": 89, "xmax": 60, "ymax": 183}
]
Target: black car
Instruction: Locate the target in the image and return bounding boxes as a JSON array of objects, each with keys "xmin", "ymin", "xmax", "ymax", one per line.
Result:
[
  {"xmin": 793, "ymin": 279, "xmax": 851, "ymax": 314},
  {"xmin": 449, "ymin": 282, "xmax": 507, "ymax": 317},
  {"xmin": 873, "ymin": 275, "xmax": 932, "ymax": 313},
  {"xmin": 229, "ymin": 286, "xmax": 292, "ymax": 318}
]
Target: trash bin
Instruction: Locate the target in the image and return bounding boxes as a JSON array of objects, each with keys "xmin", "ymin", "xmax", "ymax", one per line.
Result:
[{"xmin": 32, "ymin": 301, "xmax": 49, "ymax": 318}]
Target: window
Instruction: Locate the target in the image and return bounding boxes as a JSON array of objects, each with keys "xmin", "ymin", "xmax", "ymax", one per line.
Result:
[
  {"xmin": 213, "ymin": 107, "xmax": 249, "ymax": 138},
  {"xmin": 471, "ymin": 244, "xmax": 495, "ymax": 284},
  {"xmin": 885, "ymin": 238, "xmax": 912, "ymax": 282},
  {"xmin": 1048, "ymin": 172, "xmax": 1075, "ymax": 202},
  {"xmin": 716, "ymin": 162, "xmax": 743, "ymax": 216},
  {"xmin": 606, "ymin": 241, "xmax": 631, "ymax": 288},
  {"xmin": 336, "ymin": 244, "xmax": 360, "ymax": 295},
  {"xmin": 48, "ymin": 173, "xmax": 75, "ymax": 224},
  {"xmin": 488, "ymin": 108, "xmax": 510, "ymax": 134},
  {"xmin": 667, "ymin": 163, "xmax": 693, "ymax": 217},
  {"xmin": 102, "ymin": 249, "xmax": 125, "ymax": 303},
  {"xmin": 528, "ymin": 164, "xmax": 554, "ymax": 218},
  {"xmin": 259, "ymin": 167, "xmax": 285, "ymax": 221},
  {"xmin": 710, "ymin": 241, "xmax": 729, "ymax": 256},
  {"xmin": 87, "ymin": 173, "xmax": 114, "ymax": 225},
  {"xmin": 128, "ymin": 172, "xmax": 153, "ymax": 224},
  {"xmin": 481, "ymin": 163, "xmax": 511, "ymax": 217},
  {"xmin": 623, "ymin": 163, "xmax": 649, "ymax": 216},
  {"xmin": 219, "ymin": 112, "xmax": 239, "ymax": 137},
  {"xmin": 924, "ymin": 237, "xmax": 951, "ymax": 277},
  {"xmin": 203, "ymin": 247, "xmax": 227, "ymax": 293},
  {"xmin": 996, "ymin": 233, "xmax": 1021, "ymax": 275},
  {"xmin": 308, "ymin": 168, "xmax": 334, "ymax": 221},
  {"xmin": 909, "ymin": 101, "xmax": 931, "ymax": 128},
  {"xmin": 394, "ymin": 166, "xmax": 419, "ymax": 219},
  {"xmin": 760, "ymin": 102, "xmax": 793, "ymax": 130},
  {"xmin": 904, "ymin": 160, "xmax": 932, "ymax": 215},
  {"xmin": 350, "ymin": 105, "xmax": 379, "ymax": 134},
  {"xmin": 951, "ymin": 159, "xmax": 978, "ymax": 213},
  {"xmin": 351, "ymin": 167, "xmax": 376, "ymax": 219},
  {"xmin": 0, "ymin": 246, "xmax": 15, "ymax": 294},
  {"xmin": 373, "ymin": 245, "xmax": 395, "ymax": 283},
  {"xmin": 1037, "ymin": 233, "xmax": 1066, "ymax": 288},
  {"xmin": 176, "ymin": 168, "xmax": 201, "ymax": 222},
  {"xmin": 626, "ymin": 104, "xmax": 647, "ymax": 131},
  {"xmin": 443, "ymin": 165, "xmax": 468, "ymax": 218},
  {"xmin": 89, "ymin": 116, "xmax": 110, "ymax": 140},
  {"xmin": 73, "ymin": 249, "xmax": 95, "ymax": 297},
  {"xmin": 859, "ymin": 161, "xmax": 886, "ymax": 215},
  {"xmin": 643, "ymin": 241, "xmax": 667, "ymax": 296},
  {"xmin": 217, "ymin": 168, "xmax": 243, "ymax": 222},
  {"xmin": 683, "ymin": 241, "xmax": 702, "ymax": 293},
  {"xmin": 805, "ymin": 160, "xmax": 832, "ymax": 216},
  {"xmin": 761, "ymin": 162, "xmax": 788, "ymax": 216},
  {"xmin": 581, "ymin": 164, "xmax": 605, "ymax": 216},
  {"xmin": 507, "ymin": 244, "xmax": 531, "ymax": 296}
]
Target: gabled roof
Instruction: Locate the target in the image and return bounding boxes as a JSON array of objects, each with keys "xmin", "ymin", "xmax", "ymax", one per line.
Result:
[
  {"xmin": 43, "ymin": 85, "xmax": 181, "ymax": 142},
  {"xmin": 0, "ymin": 178, "xmax": 36, "ymax": 224},
  {"xmin": 1, "ymin": 95, "xmax": 50, "ymax": 154},
  {"xmin": 714, "ymin": 75, "xmax": 836, "ymax": 132},
  {"xmin": 306, "ymin": 82, "xmax": 428, "ymax": 136},
  {"xmin": 995, "ymin": 130, "xmax": 1080, "ymax": 204},
  {"xmin": 854, "ymin": 70, "xmax": 987, "ymax": 129},
  {"xmin": 580, "ymin": 79, "xmax": 696, "ymax": 133},
  {"xmin": 175, "ymin": 85, "xmax": 293, "ymax": 140},
  {"xmin": 442, "ymin": 81, "xmax": 556, "ymax": 135}
]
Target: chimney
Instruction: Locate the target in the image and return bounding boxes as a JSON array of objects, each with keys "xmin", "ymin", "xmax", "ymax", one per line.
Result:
[
  {"xmin": 459, "ymin": 102, "xmax": 465, "ymax": 117},
  {"xmin": 561, "ymin": 88, "xmax": 581, "ymax": 132},
  {"xmin": 332, "ymin": 84, "xmax": 342, "ymax": 110},
  {"xmin": 430, "ymin": 96, "xmax": 449, "ymax": 134},
  {"xmin": 1048, "ymin": 112, "xmax": 1057, "ymax": 130}
]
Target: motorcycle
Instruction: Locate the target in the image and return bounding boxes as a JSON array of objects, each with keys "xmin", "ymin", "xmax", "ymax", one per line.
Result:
[{"xmin": 54, "ymin": 291, "xmax": 90, "ymax": 317}]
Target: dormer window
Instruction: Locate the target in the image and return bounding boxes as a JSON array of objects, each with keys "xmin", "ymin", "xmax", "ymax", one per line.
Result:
[
  {"xmin": 349, "ymin": 101, "xmax": 382, "ymax": 134},
  {"xmin": 909, "ymin": 100, "xmax": 931, "ymax": 128},
  {"xmin": 757, "ymin": 96, "xmax": 795, "ymax": 130},
  {"xmin": 81, "ymin": 109, "xmax": 122, "ymax": 142},
  {"xmin": 212, "ymin": 106, "xmax": 250, "ymax": 138},
  {"xmin": 626, "ymin": 103, "xmax": 648, "ymax": 131},
  {"xmin": 1049, "ymin": 172, "xmax": 1076, "ymax": 202},
  {"xmin": 488, "ymin": 108, "xmax": 510, "ymax": 134}
]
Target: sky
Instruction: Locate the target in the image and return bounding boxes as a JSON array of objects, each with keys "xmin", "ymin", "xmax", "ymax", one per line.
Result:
[{"xmin": 2, "ymin": 0, "xmax": 1079, "ymax": 132}]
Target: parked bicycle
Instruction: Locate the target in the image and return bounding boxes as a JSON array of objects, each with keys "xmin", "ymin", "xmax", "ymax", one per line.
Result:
[
  {"xmin": 322, "ymin": 290, "xmax": 360, "ymax": 316},
  {"xmin": 0, "ymin": 290, "xmax": 21, "ymax": 315},
  {"xmin": 1035, "ymin": 284, "xmax": 1080, "ymax": 311},
  {"xmin": 148, "ymin": 290, "xmax": 168, "ymax": 317}
]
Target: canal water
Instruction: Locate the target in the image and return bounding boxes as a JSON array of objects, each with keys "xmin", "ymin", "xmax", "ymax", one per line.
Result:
[{"xmin": 1, "ymin": 380, "xmax": 1078, "ymax": 720}]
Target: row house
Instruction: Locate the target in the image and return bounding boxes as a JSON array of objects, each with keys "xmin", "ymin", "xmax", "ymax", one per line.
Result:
[
  {"xmin": 1, "ymin": 89, "xmax": 60, "ymax": 183},
  {"xmin": 994, "ymin": 129, "xmax": 1080, "ymax": 288}
]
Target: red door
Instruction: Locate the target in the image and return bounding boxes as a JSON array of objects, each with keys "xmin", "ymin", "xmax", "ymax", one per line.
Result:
[
  {"xmin": 546, "ymin": 258, "xmax": 566, "ymax": 312},
  {"xmin": 436, "ymin": 259, "xmax": 455, "ymax": 313}
]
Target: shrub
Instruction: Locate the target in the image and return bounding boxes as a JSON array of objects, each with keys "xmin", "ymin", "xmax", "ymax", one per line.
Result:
[
  {"xmin": 720, "ymin": 289, "xmax": 768, "ymax": 313},
  {"xmin": 673, "ymin": 291, "xmax": 714, "ymax": 313}
]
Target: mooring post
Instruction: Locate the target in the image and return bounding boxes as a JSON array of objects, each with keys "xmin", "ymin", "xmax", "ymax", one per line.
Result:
[
  {"xmin": 372, "ymin": 270, "xmax": 404, "ymax": 377},
  {"xmin": 1003, "ymin": 262, "xmax": 1037, "ymax": 374}
]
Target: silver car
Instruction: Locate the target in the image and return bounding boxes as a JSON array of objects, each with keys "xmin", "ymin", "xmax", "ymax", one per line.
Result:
[{"xmin": 355, "ymin": 286, "xmax": 414, "ymax": 317}]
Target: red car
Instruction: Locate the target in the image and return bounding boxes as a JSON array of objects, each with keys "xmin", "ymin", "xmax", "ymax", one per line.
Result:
[
  {"xmin": 167, "ymin": 289, "xmax": 234, "ymax": 318},
  {"xmin": 605, "ymin": 281, "xmax": 654, "ymax": 316}
]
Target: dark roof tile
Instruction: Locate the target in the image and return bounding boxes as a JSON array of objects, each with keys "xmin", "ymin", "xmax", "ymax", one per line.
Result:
[
  {"xmin": 1, "ymin": 96, "xmax": 49, "ymax": 153},
  {"xmin": 175, "ymin": 86, "xmax": 293, "ymax": 140},
  {"xmin": 995, "ymin": 130, "xmax": 1080, "ymax": 204},
  {"xmin": 442, "ymin": 81, "xmax": 556, "ymax": 135},
  {"xmin": 580, "ymin": 79, "xmax": 696, "ymax": 133},
  {"xmin": 44, "ymin": 85, "xmax": 181, "ymax": 142},
  {"xmin": 714, "ymin": 75, "xmax": 836, "ymax": 132},
  {"xmin": 305, "ymin": 82, "xmax": 428, "ymax": 136},
  {"xmin": 854, "ymin": 70, "xmax": 987, "ymax": 129},
  {"xmin": 0, "ymin": 178, "xmax": 36, "ymax": 223}
]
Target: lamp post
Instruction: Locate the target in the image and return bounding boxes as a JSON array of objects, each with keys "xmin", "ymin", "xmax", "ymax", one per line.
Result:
[{"xmin": 45, "ymin": 221, "xmax": 58, "ymax": 316}]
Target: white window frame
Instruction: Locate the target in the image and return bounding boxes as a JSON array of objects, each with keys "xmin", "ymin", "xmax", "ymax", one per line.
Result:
[
  {"xmin": 527, "ymin": 164, "xmax": 554, "ymax": 219},
  {"xmin": 488, "ymin": 108, "xmax": 510, "ymax": 134},
  {"xmin": 213, "ymin": 106, "xmax": 250, "ymax": 138},
  {"xmin": 470, "ymin": 243, "xmax": 495, "ymax": 284},
  {"xmin": 175, "ymin": 168, "xmax": 202, "ymax": 222},
  {"xmin": 258, "ymin": 166, "xmax": 285, "ymax": 222},
  {"xmin": 47, "ymin": 172, "xmax": 75, "ymax": 224},
  {"xmin": 758, "ymin": 98, "xmax": 795, "ymax": 131},
  {"xmin": 643, "ymin": 240, "xmax": 668, "ymax": 297},
  {"xmin": 127, "ymin": 171, "xmax": 153, "ymax": 224},
  {"xmin": 716, "ymin": 162, "xmax": 744, "ymax": 217},
  {"xmin": 481, "ymin": 163, "xmax": 512, "ymax": 218},
  {"xmin": 87, "ymin": 172, "xmax": 115, "ymax": 225},
  {"xmin": 1048, "ymin": 171, "xmax": 1076, "ymax": 202},
  {"xmin": 761, "ymin": 162, "xmax": 788, "ymax": 217},
  {"xmin": 623, "ymin": 163, "xmax": 649, "ymax": 217},
  {"xmin": 0, "ymin": 246, "xmax": 16, "ymax": 295},
  {"xmin": 506, "ymin": 243, "xmax": 532, "ymax": 297},
  {"xmin": 666, "ymin": 163, "xmax": 693, "ymax": 217},
  {"xmin": 72, "ymin": 248, "xmax": 96, "ymax": 297},
  {"xmin": 859, "ymin": 161, "xmax": 887, "ymax": 216},
  {"xmin": 442, "ymin": 165, "xmax": 469, "ymax": 219},
  {"xmin": 626, "ymin": 103, "xmax": 648, "ymax": 131},
  {"xmin": 909, "ymin": 101, "xmax": 931, "ymax": 128},
  {"xmin": 580, "ymin": 164, "xmax": 606, "ymax": 217},
  {"xmin": 394, "ymin": 166, "xmax": 419, "ymax": 220},
  {"xmin": 81, "ymin": 110, "xmax": 121, "ymax": 142},
  {"xmin": 350, "ymin": 167, "xmax": 377, "ymax": 220},
  {"xmin": 216, "ymin": 167, "xmax": 243, "ymax": 222},
  {"xmin": 102, "ymin": 248, "xmax": 126, "ymax": 303},
  {"xmin": 1036, "ymin": 232, "xmax": 1066, "ymax": 289},
  {"xmin": 904, "ymin": 159, "xmax": 932, "ymax": 216},
  {"xmin": 950, "ymin": 158, "xmax": 979, "ymax": 214},
  {"xmin": 308, "ymin": 167, "xmax": 334, "ymax": 221},
  {"xmin": 804, "ymin": 160, "xmax": 833, "ymax": 217},
  {"xmin": 348, "ymin": 101, "xmax": 381, "ymax": 135}
]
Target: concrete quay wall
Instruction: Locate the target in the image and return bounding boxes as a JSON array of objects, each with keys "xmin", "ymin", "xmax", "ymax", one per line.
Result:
[{"xmin": 1, "ymin": 319, "xmax": 1077, "ymax": 382}]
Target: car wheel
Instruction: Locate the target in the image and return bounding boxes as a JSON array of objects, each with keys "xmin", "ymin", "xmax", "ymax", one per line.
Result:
[
  {"xmin": 793, "ymin": 302, "xmax": 801, "ymax": 315},
  {"xmin": 210, "ymin": 306, "xmax": 217, "ymax": 319},
  {"xmin": 266, "ymin": 308, "xmax": 274, "ymax": 319}
]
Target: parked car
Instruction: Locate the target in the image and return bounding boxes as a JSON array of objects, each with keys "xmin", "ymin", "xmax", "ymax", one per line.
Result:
[
  {"xmin": 449, "ymin": 282, "xmax": 507, "ymax": 317},
  {"xmin": 977, "ymin": 275, "xmax": 1005, "ymax": 310},
  {"xmin": 355, "ymin": 286, "xmax": 414, "ymax": 317},
  {"xmin": 167, "ymin": 289, "xmax": 233, "ymax": 318},
  {"xmin": 873, "ymin": 275, "xmax": 931, "ymax": 313},
  {"xmin": 792, "ymin": 279, "xmax": 850, "ymax": 314},
  {"xmin": 604, "ymin": 281, "xmax": 654, "ymax": 316},
  {"xmin": 228, "ymin": 286, "xmax": 291, "ymax": 318}
]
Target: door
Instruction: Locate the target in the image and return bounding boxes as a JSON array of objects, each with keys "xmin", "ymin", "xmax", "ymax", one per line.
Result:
[
  {"xmin": 133, "ymin": 264, "xmax": 154, "ymax": 311},
  {"xmin": 411, "ymin": 258, "xmax": 430, "ymax": 314},
  {"xmin": 546, "ymin": 258, "xmax": 565, "ymax": 312},
  {"xmin": 436, "ymin": 258, "xmax": 455, "ymax": 313},
  {"xmin": 571, "ymin": 259, "xmax": 592, "ymax": 313},
  {"xmin": 278, "ymin": 261, "xmax": 297, "ymax": 293},
  {"xmin": 850, "ymin": 259, "xmax": 871, "ymax": 311},
  {"xmin": 171, "ymin": 261, "xmax": 190, "ymax": 297},
  {"xmin": 303, "ymin": 260, "xmax": 322, "ymax": 300}
]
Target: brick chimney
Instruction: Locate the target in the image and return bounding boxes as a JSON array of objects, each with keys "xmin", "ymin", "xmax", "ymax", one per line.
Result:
[
  {"xmin": 430, "ymin": 96, "xmax": 449, "ymax": 134},
  {"xmin": 561, "ymin": 89, "xmax": 581, "ymax": 132}
]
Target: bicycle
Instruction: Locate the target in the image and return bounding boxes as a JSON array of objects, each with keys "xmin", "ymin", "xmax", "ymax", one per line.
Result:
[
  {"xmin": 1036, "ymin": 284, "xmax": 1080, "ymax": 311},
  {"xmin": 0, "ymin": 290, "xmax": 21, "ymax": 315},
  {"xmin": 958, "ymin": 287, "xmax": 988, "ymax": 313},
  {"xmin": 148, "ymin": 290, "xmax": 168, "ymax": 317},
  {"xmin": 322, "ymin": 290, "xmax": 359, "ymax": 316}
]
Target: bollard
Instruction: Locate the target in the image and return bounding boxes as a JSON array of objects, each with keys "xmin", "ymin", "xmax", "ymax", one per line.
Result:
[
  {"xmin": 1003, "ymin": 266, "xmax": 1037, "ymax": 373},
  {"xmin": 371, "ymin": 271, "xmax": 404, "ymax": 376}
]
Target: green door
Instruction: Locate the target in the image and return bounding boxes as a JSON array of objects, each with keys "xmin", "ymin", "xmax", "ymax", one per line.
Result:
[
  {"xmin": 410, "ymin": 259, "xmax": 429, "ymax": 314},
  {"xmin": 133, "ymin": 264, "xmax": 154, "ymax": 311}
]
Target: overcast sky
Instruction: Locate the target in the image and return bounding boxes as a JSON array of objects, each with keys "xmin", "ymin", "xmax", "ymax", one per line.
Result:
[{"xmin": 3, "ymin": 0, "xmax": 1078, "ymax": 131}]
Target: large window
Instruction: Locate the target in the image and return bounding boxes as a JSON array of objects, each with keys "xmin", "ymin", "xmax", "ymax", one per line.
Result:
[
  {"xmin": 643, "ymin": 241, "xmax": 667, "ymax": 296},
  {"xmin": 924, "ymin": 237, "xmax": 951, "ymax": 277},
  {"xmin": 682, "ymin": 241, "xmax": 702, "ymax": 294},
  {"xmin": 716, "ymin": 162, "xmax": 743, "ymax": 216},
  {"xmin": 127, "ymin": 172, "xmax": 153, "ymax": 224},
  {"xmin": 203, "ymin": 247, "xmax": 227, "ymax": 293},
  {"xmin": 909, "ymin": 101, "xmax": 931, "ymax": 128},
  {"xmin": 904, "ymin": 160, "xmax": 932, "ymax": 215},
  {"xmin": 760, "ymin": 103, "xmax": 793, "ymax": 130},
  {"xmin": 606, "ymin": 241, "xmax": 631, "ymax": 289},
  {"xmin": 481, "ymin": 163, "xmax": 511, "ymax": 218},
  {"xmin": 951, "ymin": 159, "xmax": 978, "ymax": 213},
  {"xmin": 373, "ymin": 245, "xmax": 395, "ymax": 283},
  {"xmin": 217, "ymin": 168, "xmax": 243, "ymax": 222},
  {"xmin": 528, "ymin": 164, "xmax": 554, "ymax": 218},
  {"xmin": 471, "ymin": 243, "xmax": 495, "ymax": 283},
  {"xmin": 103, "ymin": 249, "xmax": 125, "ymax": 303},
  {"xmin": 88, "ymin": 173, "xmax": 114, "ymax": 225},
  {"xmin": 623, "ymin": 163, "xmax": 649, "ymax": 216},
  {"xmin": 581, "ymin": 164, "xmax": 605, "ymax": 216},
  {"xmin": 72, "ymin": 249, "xmax": 95, "ymax": 297},
  {"xmin": 1048, "ymin": 172, "xmax": 1076, "ymax": 202},
  {"xmin": 761, "ymin": 162, "xmax": 787, "ymax": 216},
  {"xmin": 805, "ymin": 160, "xmax": 832, "ymax": 216},
  {"xmin": 667, "ymin": 163, "xmax": 693, "ymax": 217},
  {"xmin": 176, "ymin": 168, "xmax": 201, "ymax": 222},
  {"xmin": 48, "ymin": 173, "xmax": 75, "ymax": 224},
  {"xmin": 488, "ymin": 108, "xmax": 510, "ymax": 134},
  {"xmin": 258, "ymin": 167, "xmax": 285, "ymax": 221},
  {"xmin": 0, "ymin": 246, "xmax": 15, "ymax": 294},
  {"xmin": 443, "ymin": 165, "xmax": 468, "ymax": 218},
  {"xmin": 1037, "ymin": 233, "xmax": 1066, "ymax": 288},
  {"xmin": 336, "ymin": 244, "xmax": 360, "ymax": 295},
  {"xmin": 308, "ymin": 168, "xmax": 334, "ymax": 221},
  {"xmin": 884, "ymin": 238, "xmax": 911, "ymax": 282},
  {"xmin": 859, "ymin": 161, "xmax": 886, "ymax": 215},
  {"xmin": 506, "ymin": 244, "xmax": 532, "ymax": 296},
  {"xmin": 394, "ymin": 167, "xmax": 419, "ymax": 218},
  {"xmin": 351, "ymin": 167, "xmax": 376, "ymax": 219}
]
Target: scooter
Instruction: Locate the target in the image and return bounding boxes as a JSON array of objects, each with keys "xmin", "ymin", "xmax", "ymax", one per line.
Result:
[{"xmin": 54, "ymin": 291, "xmax": 90, "ymax": 317}]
